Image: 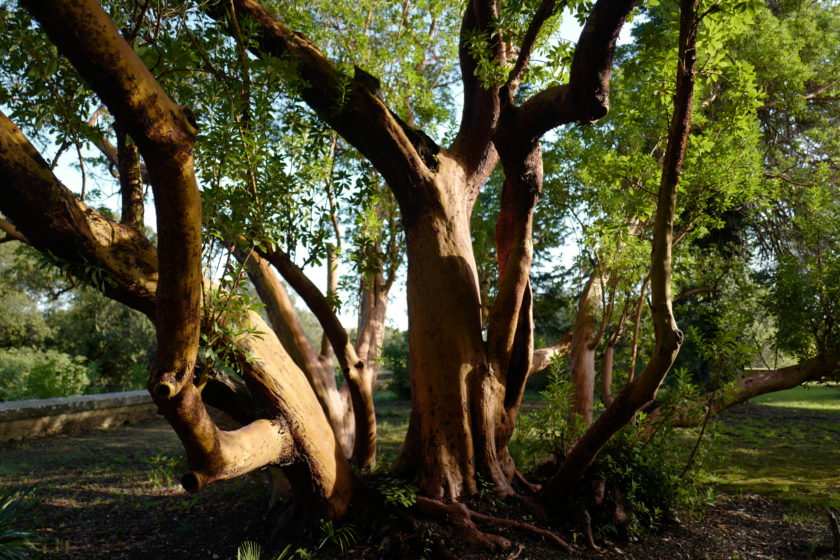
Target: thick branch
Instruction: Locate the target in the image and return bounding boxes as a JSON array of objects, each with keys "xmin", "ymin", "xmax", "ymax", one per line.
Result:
[
  {"xmin": 0, "ymin": 110, "xmax": 158, "ymax": 315},
  {"xmin": 205, "ymin": 0, "xmax": 435, "ymax": 203},
  {"xmin": 169, "ymin": 384, "xmax": 295, "ymax": 492},
  {"xmin": 259, "ymin": 245, "xmax": 377, "ymax": 467},
  {"xmin": 541, "ymin": 0, "xmax": 697, "ymax": 503},
  {"xmin": 0, "ymin": 218, "xmax": 28, "ymax": 244},
  {"xmin": 449, "ymin": 0, "xmax": 502, "ymax": 192},
  {"xmin": 656, "ymin": 352, "xmax": 840, "ymax": 427},
  {"xmin": 513, "ymin": 0, "xmax": 637, "ymax": 139},
  {"xmin": 529, "ymin": 332, "xmax": 573, "ymax": 376},
  {"xmin": 0, "ymin": 115, "xmax": 355, "ymax": 518},
  {"xmin": 568, "ymin": 271, "xmax": 604, "ymax": 426},
  {"xmin": 486, "ymin": 143, "xmax": 541, "ymax": 402},
  {"xmin": 23, "ymin": 0, "xmax": 203, "ymax": 401}
]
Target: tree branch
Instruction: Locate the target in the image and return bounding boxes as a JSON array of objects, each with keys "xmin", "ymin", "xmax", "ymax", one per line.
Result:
[
  {"xmin": 505, "ymin": 0, "xmax": 561, "ymax": 92},
  {"xmin": 529, "ymin": 332, "xmax": 573, "ymax": 376},
  {"xmin": 541, "ymin": 0, "xmax": 698, "ymax": 503},
  {"xmin": 653, "ymin": 352, "xmax": 840, "ymax": 428},
  {"xmin": 0, "ymin": 115, "xmax": 355, "ymax": 517},
  {"xmin": 23, "ymin": 0, "xmax": 204, "ymax": 401},
  {"xmin": 258, "ymin": 245, "xmax": 378, "ymax": 466},
  {"xmin": 204, "ymin": 0, "xmax": 436, "ymax": 203},
  {"xmin": 449, "ymin": 0, "xmax": 503, "ymax": 191},
  {"xmin": 513, "ymin": 0, "xmax": 637, "ymax": 139},
  {"xmin": 0, "ymin": 110, "xmax": 158, "ymax": 315}
]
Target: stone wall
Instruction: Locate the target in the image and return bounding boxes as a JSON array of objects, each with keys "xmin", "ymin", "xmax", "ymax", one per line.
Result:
[{"xmin": 0, "ymin": 391, "xmax": 158, "ymax": 444}]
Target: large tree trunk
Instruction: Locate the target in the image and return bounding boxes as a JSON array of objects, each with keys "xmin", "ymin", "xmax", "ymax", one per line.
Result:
[{"xmin": 396, "ymin": 167, "xmax": 490, "ymax": 499}]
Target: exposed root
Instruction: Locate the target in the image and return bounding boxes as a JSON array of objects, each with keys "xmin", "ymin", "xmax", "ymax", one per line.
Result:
[
  {"xmin": 514, "ymin": 469, "xmax": 542, "ymax": 494},
  {"xmin": 414, "ymin": 496, "xmax": 573, "ymax": 553},
  {"xmin": 415, "ymin": 496, "xmax": 512, "ymax": 551}
]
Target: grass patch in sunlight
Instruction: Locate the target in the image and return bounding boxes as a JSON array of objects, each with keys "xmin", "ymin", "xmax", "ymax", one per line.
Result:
[
  {"xmin": 677, "ymin": 387, "xmax": 840, "ymax": 520},
  {"xmin": 750, "ymin": 382, "xmax": 840, "ymax": 411}
]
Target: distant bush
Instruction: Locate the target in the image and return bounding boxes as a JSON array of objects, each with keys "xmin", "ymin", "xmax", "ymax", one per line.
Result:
[
  {"xmin": 0, "ymin": 348, "xmax": 93, "ymax": 401},
  {"xmin": 381, "ymin": 331, "xmax": 409, "ymax": 399}
]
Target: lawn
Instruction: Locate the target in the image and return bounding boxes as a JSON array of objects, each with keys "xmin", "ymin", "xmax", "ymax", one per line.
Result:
[
  {"xmin": 750, "ymin": 382, "xmax": 840, "ymax": 411},
  {"xmin": 687, "ymin": 383, "xmax": 840, "ymax": 517}
]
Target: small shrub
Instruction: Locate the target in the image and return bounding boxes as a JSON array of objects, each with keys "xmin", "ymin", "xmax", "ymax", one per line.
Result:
[
  {"xmin": 235, "ymin": 541, "xmax": 295, "ymax": 560},
  {"xmin": 146, "ymin": 454, "xmax": 184, "ymax": 488},
  {"xmin": 593, "ymin": 421, "xmax": 695, "ymax": 537},
  {"xmin": 510, "ymin": 358, "xmax": 584, "ymax": 472},
  {"xmin": 318, "ymin": 520, "xmax": 359, "ymax": 552},
  {"xmin": 512, "ymin": 359, "xmax": 705, "ymax": 539}
]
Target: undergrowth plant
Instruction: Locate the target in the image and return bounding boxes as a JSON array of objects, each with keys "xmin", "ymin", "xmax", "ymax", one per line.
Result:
[
  {"xmin": 145, "ymin": 454, "xmax": 184, "ymax": 488},
  {"xmin": 511, "ymin": 360, "xmax": 711, "ymax": 539},
  {"xmin": 510, "ymin": 359, "xmax": 585, "ymax": 472},
  {"xmin": 0, "ymin": 488, "xmax": 36, "ymax": 560}
]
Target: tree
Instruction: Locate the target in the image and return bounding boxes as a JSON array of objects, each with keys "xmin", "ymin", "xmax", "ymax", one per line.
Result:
[{"xmin": 0, "ymin": 0, "xmax": 837, "ymax": 551}]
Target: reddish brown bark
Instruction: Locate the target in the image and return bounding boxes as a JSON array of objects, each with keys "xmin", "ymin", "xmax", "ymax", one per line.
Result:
[
  {"xmin": 568, "ymin": 273, "xmax": 604, "ymax": 426},
  {"xmin": 541, "ymin": 0, "xmax": 699, "ymax": 503},
  {"xmin": 8, "ymin": 0, "xmax": 651, "ymax": 524}
]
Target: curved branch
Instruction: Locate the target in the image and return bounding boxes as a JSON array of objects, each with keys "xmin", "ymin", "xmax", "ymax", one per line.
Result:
[
  {"xmin": 0, "ymin": 112, "xmax": 354, "ymax": 520},
  {"xmin": 514, "ymin": 0, "xmax": 637, "ymax": 139},
  {"xmin": 529, "ymin": 332, "xmax": 573, "ymax": 376},
  {"xmin": 449, "ymin": 0, "xmax": 503, "ymax": 190},
  {"xmin": 23, "ymin": 0, "xmax": 203, "ymax": 401},
  {"xmin": 258, "ymin": 245, "xmax": 378, "ymax": 467},
  {"xmin": 541, "ymin": 0, "xmax": 698, "ymax": 503},
  {"xmin": 205, "ymin": 0, "xmax": 435, "ymax": 202},
  {"xmin": 505, "ymin": 0, "xmax": 561, "ymax": 92},
  {"xmin": 655, "ymin": 352, "xmax": 840, "ymax": 427}
]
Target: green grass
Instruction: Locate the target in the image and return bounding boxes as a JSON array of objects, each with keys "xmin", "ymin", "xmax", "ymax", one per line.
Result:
[
  {"xmin": 678, "ymin": 383, "xmax": 840, "ymax": 519},
  {"xmin": 750, "ymin": 382, "xmax": 840, "ymax": 411}
]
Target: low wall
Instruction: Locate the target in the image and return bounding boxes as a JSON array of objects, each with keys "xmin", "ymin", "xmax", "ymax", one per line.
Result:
[{"xmin": 0, "ymin": 390, "xmax": 158, "ymax": 444}]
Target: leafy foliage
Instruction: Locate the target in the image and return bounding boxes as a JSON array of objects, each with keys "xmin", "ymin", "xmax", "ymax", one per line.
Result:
[
  {"xmin": 381, "ymin": 330, "xmax": 410, "ymax": 399},
  {"xmin": 47, "ymin": 288, "xmax": 155, "ymax": 391},
  {"xmin": 592, "ymin": 421, "xmax": 697, "ymax": 537},
  {"xmin": 372, "ymin": 476, "xmax": 418, "ymax": 508},
  {"xmin": 0, "ymin": 348, "xmax": 93, "ymax": 401},
  {"xmin": 0, "ymin": 488, "xmax": 36, "ymax": 560},
  {"xmin": 510, "ymin": 359, "xmax": 585, "ymax": 472},
  {"xmin": 318, "ymin": 520, "xmax": 359, "ymax": 552}
]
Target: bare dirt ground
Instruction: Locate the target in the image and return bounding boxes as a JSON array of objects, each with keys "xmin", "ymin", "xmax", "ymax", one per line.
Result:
[{"xmin": 0, "ymin": 408, "xmax": 837, "ymax": 559}]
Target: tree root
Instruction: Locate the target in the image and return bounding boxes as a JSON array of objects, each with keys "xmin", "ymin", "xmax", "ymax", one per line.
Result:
[
  {"xmin": 514, "ymin": 469, "xmax": 542, "ymax": 494},
  {"xmin": 414, "ymin": 496, "xmax": 572, "ymax": 553}
]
